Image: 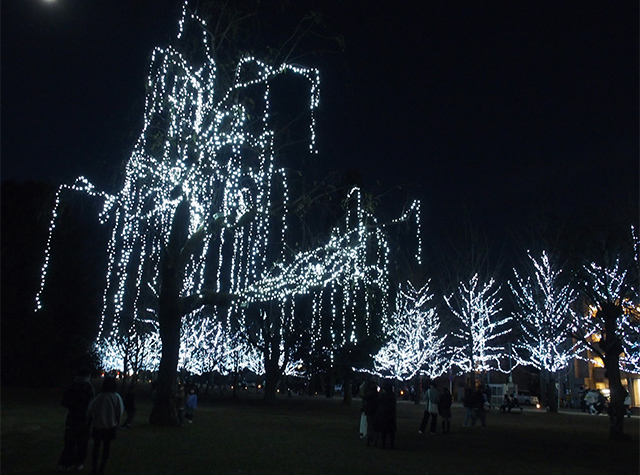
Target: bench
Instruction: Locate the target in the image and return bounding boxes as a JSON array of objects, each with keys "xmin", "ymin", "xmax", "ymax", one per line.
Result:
[{"xmin": 499, "ymin": 404, "xmax": 523, "ymax": 414}]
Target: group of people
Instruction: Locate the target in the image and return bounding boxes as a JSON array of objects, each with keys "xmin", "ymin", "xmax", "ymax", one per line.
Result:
[
  {"xmin": 418, "ymin": 381, "xmax": 453, "ymax": 435},
  {"xmin": 359, "ymin": 380, "xmax": 455, "ymax": 449},
  {"xmin": 499, "ymin": 393, "xmax": 521, "ymax": 413},
  {"xmin": 582, "ymin": 388, "xmax": 608, "ymax": 415},
  {"xmin": 360, "ymin": 381, "xmax": 398, "ymax": 449},
  {"xmin": 57, "ymin": 369, "xmax": 133, "ymax": 474},
  {"xmin": 175, "ymin": 382, "xmax": 199, "ymax": 425},
  {"xmin": 462, "ymin": 384, "xmax": 489, "ymax": 427}
]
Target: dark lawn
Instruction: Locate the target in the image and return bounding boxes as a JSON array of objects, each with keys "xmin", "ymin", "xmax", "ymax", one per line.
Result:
[{"xmin": 2, "ymin": 385, "xmax": 638, "ymax": 474}]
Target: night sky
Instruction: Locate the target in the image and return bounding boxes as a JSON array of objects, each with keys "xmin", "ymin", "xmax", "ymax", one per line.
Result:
[{"xmin": 3, "ymin": 0, "xmax": 638, "ymax": 266}]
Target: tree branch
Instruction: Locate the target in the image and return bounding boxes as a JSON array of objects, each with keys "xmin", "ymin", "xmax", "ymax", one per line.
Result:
[{"xmin": 181, "ymin": 291, "xmax": 239, "ymax": 316}]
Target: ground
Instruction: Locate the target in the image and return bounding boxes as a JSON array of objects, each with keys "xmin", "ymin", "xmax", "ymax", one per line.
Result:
[{"xmin": 2, "ymin": 384, "xmax": 638, "ymax": 474}]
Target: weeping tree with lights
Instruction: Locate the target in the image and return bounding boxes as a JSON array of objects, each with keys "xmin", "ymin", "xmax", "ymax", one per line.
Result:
[
  {"xmin": 241, "ymin": 188, "xmax": 420, "ymax": 402},
  {"xmin": 509, "ymin": 251, "xmax": 578, "ymax": 412},
  {"xmin": 35, "ymin": 1, "xmax": 420, "ymax": 420},
  {"xmin": 36, "ymin": 4, "xmax": 326, "ymax": 424},
  {"xmin": 571, "ymin": 227, "xmax": 639, "ymax": 439},
  {"xmin": 444, "ymin": 274, "xmax": 512, "ymax": 387},
  {"xmin": 303, "ymin": 190, "xmax": 407, "ymax": 403}
]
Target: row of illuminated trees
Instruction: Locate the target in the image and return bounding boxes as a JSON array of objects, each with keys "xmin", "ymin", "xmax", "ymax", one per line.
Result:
[
  {"xmin": 85, "ymin": 225, "xmax": 640, "ymax": 434},
  {"xmin": 102, "ymin": 242, "xmax": 639, "ymax": 393},
  {"xmin": 373, "ymin": 249, "xmax": 639, "ymax": 382}
]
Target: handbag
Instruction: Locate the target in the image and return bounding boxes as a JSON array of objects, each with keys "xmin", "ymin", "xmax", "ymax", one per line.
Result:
[{"xmin": 359, "ymin": 412, "xmax": 368, "ymax": 437}]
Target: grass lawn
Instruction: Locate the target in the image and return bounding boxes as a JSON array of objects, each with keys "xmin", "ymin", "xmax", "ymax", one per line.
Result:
[{"xmin": 2, "ymin": 384, "xmax": 638, "ymax": 474}]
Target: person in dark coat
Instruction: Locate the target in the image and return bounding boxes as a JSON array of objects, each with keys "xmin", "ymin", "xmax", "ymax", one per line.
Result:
[
  {"xmin": 88, "ymin": 377, "xmax": 124, "ymax": 475},
  {"xmin": 472, "ymin": 384, "xmax": 487, "ymax": 427},
  {"xmin": 374, "ymin": 382, "xmax": 397, "ymax": 449},
  {"xmin": 57, "ymin": 367, "xmax": 95, "ymax": 472},
  {"xmin": 362, "ymin": 380, "xmax": 379, "ymax": 447},
  {"xmin": 438, "ymin": 386, "xmax": 453, "ymax": 434},
  {"xmin": 463, "ymin": 385, "xmax": 475, "ymax": 426}
]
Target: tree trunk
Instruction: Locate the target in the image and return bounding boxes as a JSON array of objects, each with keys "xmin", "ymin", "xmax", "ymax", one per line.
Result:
[
  {"xmin": 542, "ymin": 370, "xmax": 558, "ymax": 412},
  {"xmin": 342, "ymin": 370, "xmax": 352, "ymax": 406},
  {"xmin": 149, "ymin": 291, "xmax": 181, "ymax": 425},
  {"xmin": 262, "ymin": 324, "xmax": 281, "ymax": 403},
  {"xmin": 232, "ymin": 370, "xmax": 239, "ymax": 399},
  {"xmin": 149, "ymin": 247, "xmax": 183, "ymax": 426},
  {"xmin": 413, "ymin": 374, "xmax": 421, "ymax": 404},
  {"xmin": 263, "ymin": 357, "xmax": 279, "ymax": 402},
  {"xmin": 600, "ymin": 303, "xmax": 626, "ymax": 439},
  {"xmin": 326, "ymin": 370, "xmax": 335, "ymax": 398}
]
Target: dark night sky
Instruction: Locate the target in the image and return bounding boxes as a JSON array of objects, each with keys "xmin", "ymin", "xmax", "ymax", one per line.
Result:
[{"xmin": 2, "ymin": 0, "xmax": 638, "ymax": 266}]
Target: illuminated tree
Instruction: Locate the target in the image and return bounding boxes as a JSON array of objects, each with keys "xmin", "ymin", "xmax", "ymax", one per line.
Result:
[
  {"xmin": 509, "ymin": 251, "xmax": 577, "ymax": 412},
  {"xmin": 621, "ymin": 227, "xmax": 640, "ymax": 374},
  {"xmin": 35, "ymin": 4, "xmax": 322, "ymax": 423},
  {"xmin": 362, "ymin": 281, "xmax": 447, "ymax": 382},
  {"xmin": 445, "ymin": 274, "xmax": 511, "ymax": 384},
  {"xmin": 100, "ymin": 318, "xmax": 161, "ymax": 380},
  {"xmin": 242, "ymin": 188, "xmax": 409, "ymax": 401},
  {"xmin": 572, "ymin": 228, "xmax": 639, "ymax": 439},
  {"xmin": 36, "ymin": 2, "xmax": 420, "ymax": 420},
  {"xmin": 179, "ymin": 314, "xmax": 228, "ymax": 376}
]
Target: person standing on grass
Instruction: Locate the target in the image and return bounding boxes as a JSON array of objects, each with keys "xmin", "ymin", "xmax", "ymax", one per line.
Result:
[
  {"xmin": 122, "ymin": 385, "xmax": 136, "ymax": 428},
  {"xmin": 623, "ymin": 391, "xmax": 632, "ymax": 417},
  {"xmin": 462, "ymin": 385, "xmax": 474, "ymax": 426},
  {"xmin": 418, "ymin": 381, "xmax": 440, "ymax": 434},
  {"xmin": 88, "ymin": 377, "xmax": 124, "ymax": 475},
  {"xmin": 57, "ymin": 367, "xmax": 95, "ymax": 473},
  {"xmin": 358, "ymin": 380, "xmax": 368, "ymax": 438},
  {"xmin": 438, "ymin": 386, "xmax": 452, "ymax": 434},
  {"xmin": 471, "ymin": 384, "xmax": 486, "ymax": 427},
  {"xmin": 484, "ymin": 384, "xmax": 493, "ymax": 409},
  {"xmin": 362, "ymin": 380, "xmax": 379, "ymax": 447},
  {"xmin": 185, "ymin": 386, "xmax": 198, "ymax": 423},
  {"xmin": 374, "ymin": 382, "xmax": 397, "ymax": 449},
  {"xmin": 176, "ymin": 384, "xmax": 186, "ymax": 425}
]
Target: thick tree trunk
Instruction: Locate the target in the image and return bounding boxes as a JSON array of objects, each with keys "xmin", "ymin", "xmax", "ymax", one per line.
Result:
[
  {"xmin": 413, "ymin": 374, "xmax": 421, "ymax": 404},
  {"xmin": 232, "ymin": 371, "xmax": 239, "ymax": 399},
  {"xmin": 262, "ymin": 326, "xmax": 281, "ymax": 403},
  {"xmin": 605, "ymin": 353, "xmax": 626, "ymax": 440},
  {"xmin": 148, "ymin": 200, "xmax": 234, "ymax": 425},
  {"xmin": 542, "ymin": 370, "xmax": 558, "ymax": 412},
  {"xmin": 149, "ymin": 286, "xmax": 182, "ymax": 425},
  {"xmin": 261, "ymin": 304, "xmax": 284, "ymax": 403},
  {"xmin": 149, "ymin": 242, "xmax": 183, "ymax": 426},
  {"xmin": 263, "ymin": 358, "xmax": 279, "ymax": 402},
  {"xmin": 326, "ymin": 370, "xmax": 335, "ymax": 398},
  {"xmin": 599, "ymin": 303, "xmax": 626, "ymax": 439}
]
